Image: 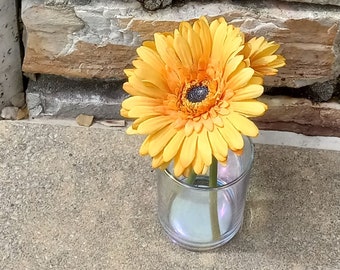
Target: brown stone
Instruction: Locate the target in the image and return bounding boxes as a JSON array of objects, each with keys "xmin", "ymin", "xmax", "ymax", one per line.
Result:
[
  {"xmin": 22, "ymin": 0, "xmax": 340, "ymax": 88},
  {"xmin": 254, "ymin": 96, "xmax": 340, "ymax": 136},
  {"xmin": 76, "ymin": 114, "xmax": 94, "ymax": 127},
  {"xmin": 23, "ymin": 41, "xmax": 137, "ymax": 79},
  {"xmin": 16, "ymin": 106, "xmax": 29, "ymax": 120}
]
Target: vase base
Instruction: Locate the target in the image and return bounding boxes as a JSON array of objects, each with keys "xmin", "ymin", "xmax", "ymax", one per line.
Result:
[{"xmin": 159, "ymin": 215, "xmax": 243, "ymax": 251}]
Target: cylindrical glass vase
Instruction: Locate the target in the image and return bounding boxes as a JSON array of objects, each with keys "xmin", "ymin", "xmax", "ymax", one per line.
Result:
[{"xmin": 157, "ymin": 136, "xmax": 254, "ymax": 251}]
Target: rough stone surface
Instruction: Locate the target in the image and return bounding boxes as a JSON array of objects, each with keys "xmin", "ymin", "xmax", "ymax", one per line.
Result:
[
  {"xmin": 281, "ymin": 0, "xmax": 340, "ymax": 6},
  {"xmin": 0, "ymin": 121, "xmax": 339, "ymax": 269},
  {"xmin": 45, "ymin": 0, "xmax": 92, "ymax": 5},
  {"xmin": 306, "ymin": 80, "xmax": 337, "ymax": 102},
  {"xmin": 137, "ymin": 0, "xmax": 172, "ymax": 10},
  {"xmin": 0, "ymin": 1, "xmax": 24, "ymax": 111},
  {"xmin": 0, "ymin": 106, "xmax": 19, "ymax": 120},
  {"xmin": 254, "ymin": 96, "xmax": 340, "ymax": 136},
  {"xmin": 9, "ymin": 92, "xmax": 26, "ymax": 108},
  {"xmin": 26, "ymin": 75, "xmax": 126, "ymax": 119},
  {"xmin": 16, "ymin": 106, "xmax": 29, "ymax": 120},
  {"xmin": 21, "ymin": 0, "xmax": 340, "ymax": 88}
]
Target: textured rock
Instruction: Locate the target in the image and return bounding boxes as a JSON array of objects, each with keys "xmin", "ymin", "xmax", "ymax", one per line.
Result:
[
  {"xmin": 26, "ymin": 75, "xmax": 126, "ymax": 119},
  {"xmin": 22, "ymin": 0, "xmax": 340, "ymax": 88},
  {"xmin": 281, "ymin": 0, "xmax": 340, "ymax": 6},
  {"xmin": 9, "ymin": 92, "xmax": 26, "ymax": 108},
  {"xmin": 254, "ymin": 96, "xmax": 340, "ymax": 136},
  {"xmin": 137, "ymin": 0, "xmax": 172, "ymax": 10},
  {"xmin": 45, "ymin": 0, "xmax": 92, "ymax": 5},
  {"xmin": 1, "ymin": 106, "xmax": 19, "ymax": 120},
  {"xmin": 0, "ymin": 1, "xmax": 24, "ymax": 111},
  {"xmin": 306, "ymin": 80, "xmax": 337, "ymax": 102}
]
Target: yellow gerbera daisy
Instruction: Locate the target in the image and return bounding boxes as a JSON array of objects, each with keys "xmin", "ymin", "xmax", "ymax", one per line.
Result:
[
  {"xmin": 121, "ymin": 17, "xmax": 285, "ymax": 177},
  {"xmin": 242, "ymin": 36, "xmax": 286, "ymax": 76}
]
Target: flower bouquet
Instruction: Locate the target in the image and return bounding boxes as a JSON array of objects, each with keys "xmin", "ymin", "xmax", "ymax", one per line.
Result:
[{"xmin": 121, "ymin": 17, "xmax": 285, "ymax": 250}]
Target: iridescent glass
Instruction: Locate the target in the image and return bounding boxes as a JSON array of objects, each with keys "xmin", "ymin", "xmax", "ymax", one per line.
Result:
[{"xmin": 157, "ymin": 137, "xmax": 254, "ymax": 251}]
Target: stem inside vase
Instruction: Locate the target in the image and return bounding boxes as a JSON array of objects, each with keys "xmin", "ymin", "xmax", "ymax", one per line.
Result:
[{"xmin": 209, "ymin": 157, "xmax": 221, "ymax": 240}]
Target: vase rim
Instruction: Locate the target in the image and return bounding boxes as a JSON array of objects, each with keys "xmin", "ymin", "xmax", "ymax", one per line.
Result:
[{"xmin": 162, "ymin": 136, "xmax": 254, "ymax": 190}]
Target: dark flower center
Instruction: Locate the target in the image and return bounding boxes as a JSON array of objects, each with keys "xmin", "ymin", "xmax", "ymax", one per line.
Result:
[{"xmin": 186, "ymin": 85, "xmax": 209, "ymax": 103}]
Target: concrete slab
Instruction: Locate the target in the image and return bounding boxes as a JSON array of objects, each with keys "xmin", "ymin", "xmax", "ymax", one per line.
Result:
[{"xmin": 0, "ymin": 120, "xmax": 339, "ymax": 269}]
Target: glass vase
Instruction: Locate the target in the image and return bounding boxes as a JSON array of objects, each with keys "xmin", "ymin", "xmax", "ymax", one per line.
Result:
[{"xmin": 157, "ymin": 136, "xmax": 254, "ymax": 251}]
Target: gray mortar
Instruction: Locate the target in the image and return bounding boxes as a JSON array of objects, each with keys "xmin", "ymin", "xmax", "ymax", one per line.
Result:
[{"xmin": 0, "ymin": 1, "xmax": 23, "ymax": 111}]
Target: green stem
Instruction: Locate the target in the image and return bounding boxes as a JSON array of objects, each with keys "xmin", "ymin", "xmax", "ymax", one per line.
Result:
[
  {"xmin": 209, "ymin": 157, "xmax": 221, "ymax": 240},
  {"xmin": 209, "ymin": 157, "xmax": 218, "ymax": 188},
  {"xmin": 186, "ymin": 170, "xmax": 197, "ymax": 185}
]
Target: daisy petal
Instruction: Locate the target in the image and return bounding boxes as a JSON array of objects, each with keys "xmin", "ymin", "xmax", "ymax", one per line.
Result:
[
  {"xmin": 192, "ymin": 148, "xmax": 205, "ymax": 175},
  {"xmin": 154, "ymin": 33, "xmax": 182, "ymax": 71},
  {"xmin": 230, "ymin": 100, "xmax": 267, "ymax": 117},
  {"xmin": 125, "ymin": 77, "xmax": 167, "ymax": 99},
  {"xmin": 174, "ymin": 153, "xmax": 186, "ymax": 177},
  {"xmin": 227, "ymin": 112, "xmax": 259, "ymax": 137},
  {"xmin": 139, "ymin": 136, "xmax": 151, "ymax": 155},
  {"xmin": 127, "ymin": 106, "xmax": 160, "ymax": 118},
  {"xmin": 193, "ymin": 17, "xmax": 212, "ymax": 62},
  {"xmin": 152, "ymin": 152, "xmax": 166, "ymax": 168},
  {"xmin": 122, "ymin": 96, "xmax": 161, "ymax": 111},
  {"xmin": 137, "ymin": 46, "xmax": 164, "ymax": 68},
  {"xmin": 149, "ymin": 125, "xmax": 177, "ymax": 157},
  {"xmin": 211, "ymin": 21, "xmax": 228, "ymax": 65},
  {"xmin": 219, "ymin": 117, "xmax": 244, "ymax": 150},
  {"xmin": 137, "ymin": 116, "xmax": 173, "ymax": 134},
  {"xmin": 163, "ymin": 130, "xmax": 186, "ymax": 162},
  {"xmin": 174, "ymin": 30, "xmax": 193, "ymax": 68},
  {"xmin": 197, "ymin": 130, "xmax": 212, "ymax": 166},
  {"xmin": 231, "ymin": 85, "xmax": 264, "ymax": 101},
  {"xmin": 180, "ymin": 133, "xmax": 198, "ymax": 168},
  {"xmin": 225, "ymin": 68, "xmax": 254, "ymax": 90},
  {"xmin": 208, "ymin": 130, "xmax": 228, "ymax": 162}
]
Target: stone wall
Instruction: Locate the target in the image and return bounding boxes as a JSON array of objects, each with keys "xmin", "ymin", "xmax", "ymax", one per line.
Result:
[
  {"xmin": 20, "ymin": 0, "xmax": 340, "ymax": 136},
  {"xmin": 22, "ymin": 0, "xmax": 340, "ymax": 88}
]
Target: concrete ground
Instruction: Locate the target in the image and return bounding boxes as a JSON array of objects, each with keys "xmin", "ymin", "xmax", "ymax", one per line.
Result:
[{"xmin": 0, "ymin": 120, "xmax": 339, "ymax": 269}]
